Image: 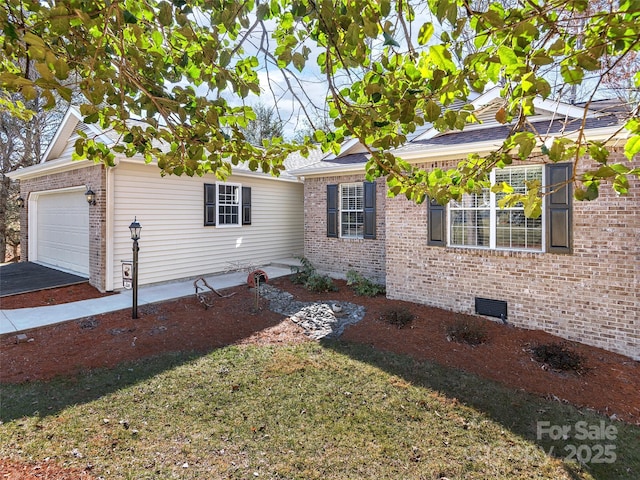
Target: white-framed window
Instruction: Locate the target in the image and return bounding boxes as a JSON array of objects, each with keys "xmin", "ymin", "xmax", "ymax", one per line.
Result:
[
  {"xmin": 340, "ymin": 183, "xmax": 364, "ymax": 238},
  {"xmin": 449, "ymin": 165, "xmax": 543, "ymax": 251},
  {"xmin": 205, "ymin": 182, "xmax": 249, "ymax": 227},
  {"xmin": 217, "ymin": 183, "xmax": 241, "ymax": 226}
]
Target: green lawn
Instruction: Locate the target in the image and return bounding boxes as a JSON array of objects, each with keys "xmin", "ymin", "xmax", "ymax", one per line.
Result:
[{"xmin": 1, "ymin": 341, "xmax": 638, "ymax": 479}]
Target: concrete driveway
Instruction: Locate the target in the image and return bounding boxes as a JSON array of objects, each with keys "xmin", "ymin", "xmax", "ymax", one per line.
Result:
[{"xmin": 0, "ymin": 262, "xmax": 87, "ymax": 297}]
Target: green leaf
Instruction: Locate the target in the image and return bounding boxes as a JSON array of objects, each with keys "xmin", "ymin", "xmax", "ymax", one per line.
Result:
[
  {"xmin": 585, "ymin": 182, "xmax": 599, "ymax": 200},
  {"xmin": 21, "ymin": 85, "xmax": 37, "ymax": 101},
  {"xmin": 383, "ymin": 32, "xmax": 400, "ymax": 47},
  {"xmin": 530, "ymin": 52, "xmax": 553, "ymax": 66},
  {"xmin": 4, "ymin": 22, "xmax": 18, "ymax": 41},
  {"xmin": 593, "ymin": 166, "xmax": 617, "ymax": 178},
  {"xmin": 151, "ymin": 30, "xmax": 163, "ymax": 48},
  {"xmin": 292, "ymin": 52, "xmax": 305, "ymax": 71},
  {"xmin": 35, "ymin": 62, "xmax": 54, "ymax": 81},
  {"xmin": 54, "ymin": 59, "xmax": 69, "ymax": 80},
  {"xmin": 123, "ymin": 10, "xmax": 138, "ymax": 24},
  {"xmin": 613, "ymin": 174, "xmax": 630, "ymax": 195},
  {"xmin": 424, "ymin": 100, "xmax": 440, "ymax": 122},
  {"xmin": 41, "ymin": 90, "xmax": 56, "ymax": 109},
  {"xmin": 492, "ymin": 181, "xmax": 514, "ymax": 194},
  {"xmin": 576, "ymin": 53, "xmax": 600, "ymax": 71},
  {"xmin": 560, "ymin": 64, "xmax": 584, "ymax": 85},
  {"xmin": 158, "ymin": 1, "xmax": 173, "ymax": 26},
  {"xmin": 523, "ymin": 197, "xmax": 542, "ymax": 219},
  {"xmin": 548, "ymin": 138, "xmax": 573, "ymax": 162},
  {"xmin": 497, "ymin": 46, "xmax": 518, "ymax": 66},
  {"xmin": 418, "ymin": 22, "xmax": 434, "ymax": 45},
  {"xmin": 624, "ymin": 134, "xmax": 640, "ymax": 160},
  {"xmin": 429, "ymin": 45, "xmax": 455, "ymax": 72},
  {"xmin": 548, "ymin": 38, "xmax": 565, "ymax": 55},
  {"xmin": 588, "ymin": 143, "xmax": 609, "ymax": 163},
  {"xmin": 510, "ymin": 132, "xmax": 536, "ymax": 159},
  {"xmin": 84, "ymin": 112, "xmax": 99, "ymax": 124},
  {"xmin": 23, "ymin": 32, "xmax": 46, "ymax": 48},
  {"xmin": 574, "ymin": 187, "xmax": 586, "ymax": 201}
]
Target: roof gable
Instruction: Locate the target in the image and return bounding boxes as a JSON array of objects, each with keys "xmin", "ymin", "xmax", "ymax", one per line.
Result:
[
  {"xmin": 290, "ymin": 89, "xmax": 628, "ymax": 176},
  {"xmin": 41, "ymin": 107, "xmax": 114, "ymax": 162},
  {"xmin": 413, "ymin": 87, "xmax": 597, "ymax": 142}
]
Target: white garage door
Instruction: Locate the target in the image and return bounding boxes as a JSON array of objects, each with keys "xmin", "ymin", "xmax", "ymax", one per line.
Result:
[{"xmin": 36, "ymin": 190, "xmax": 89, "ymax": 276}]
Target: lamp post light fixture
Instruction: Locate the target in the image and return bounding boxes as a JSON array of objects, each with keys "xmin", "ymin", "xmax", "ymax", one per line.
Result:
[
  {"xmin": 85, "ymin": 188, "xmax": 96, "ymax": 205},
  {"xmin": 129, "ymin": 217, "xmax": 142, "ymax": 319},
  {"xmin": 17, "ymin": 196, "xmax": 25, "ymax": 208}
]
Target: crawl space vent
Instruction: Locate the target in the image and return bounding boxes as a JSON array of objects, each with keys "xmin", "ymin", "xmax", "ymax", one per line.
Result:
[{"xmin": 475, "ymin": 297, "xmax": 508, "ymax": 321}]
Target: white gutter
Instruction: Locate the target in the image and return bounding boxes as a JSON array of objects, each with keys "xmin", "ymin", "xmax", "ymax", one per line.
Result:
[
  {"xmin": 8, "ymin": 157, "xmax": 94, "ymax": 180},
  {"xmin": 114, "ymin": 156, "xmax": 304, "ymax": 183}
]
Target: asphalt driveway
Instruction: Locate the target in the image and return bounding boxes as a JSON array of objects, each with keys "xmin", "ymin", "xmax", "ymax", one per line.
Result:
[{"xmin": 0, "ymin": 262, "xmax": 87, "ymax": 298}]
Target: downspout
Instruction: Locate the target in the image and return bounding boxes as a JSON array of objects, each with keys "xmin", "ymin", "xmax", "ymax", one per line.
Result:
[{"xmin": 105, "ymin": 164, "xmax": 116, "ymax": 291}]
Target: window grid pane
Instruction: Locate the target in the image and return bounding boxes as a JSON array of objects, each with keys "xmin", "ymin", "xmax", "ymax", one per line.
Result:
[
  {"xmin": 449, "ymin": 189, "xmax": 491, "ymax": 247},
  {"xmin": 495, "ymin": 166, "xmax": 542, "ymax": 250},
  {"xmin": 218, "ymin": 184, "xmax": 240, "ymax": 225},
  {"xmin": 449, "ymin": 166, "xmax": 543, "ymax": 251},
  {"xmin": 340, "ymin": 183, "xmax": 364, "ymax": 238}
]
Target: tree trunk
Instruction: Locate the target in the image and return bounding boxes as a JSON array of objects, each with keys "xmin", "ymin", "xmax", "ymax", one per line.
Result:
[{"xmin": 0, "ymin": 174, "xmax": 10, "ymax": 262}]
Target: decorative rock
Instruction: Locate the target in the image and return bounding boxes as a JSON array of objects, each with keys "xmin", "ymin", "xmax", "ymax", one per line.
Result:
[
  {"xmin": 259, "ymin": 285, "xmax": 365, "ymax": 339},
  {"xmin": 15, "ymin": 333, "xmax": 29, "ymax": 343}
]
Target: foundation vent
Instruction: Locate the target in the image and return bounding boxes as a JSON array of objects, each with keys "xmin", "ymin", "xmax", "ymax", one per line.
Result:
[{"xmin": 475, "ymin": 297, "xmax": 508, "ymax": 322}]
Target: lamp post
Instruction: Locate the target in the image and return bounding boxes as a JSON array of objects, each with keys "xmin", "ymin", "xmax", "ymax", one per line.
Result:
[{"xmin": 129, "ymin": 217, "xmax": 142, "ymax": 319}]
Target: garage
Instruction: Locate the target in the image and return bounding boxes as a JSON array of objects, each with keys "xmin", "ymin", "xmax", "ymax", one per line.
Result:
[{"xmin": 33, "ymin": 188, "xmax": 89, "ymax": 277}]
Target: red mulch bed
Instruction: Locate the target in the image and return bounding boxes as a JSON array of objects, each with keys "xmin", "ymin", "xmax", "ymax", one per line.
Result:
[{"xmin": 1, "ymin": 276, "xmax": 639, "ymax": 478}]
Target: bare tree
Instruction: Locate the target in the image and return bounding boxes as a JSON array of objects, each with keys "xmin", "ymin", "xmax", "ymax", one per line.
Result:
[
  {"xmin": 241, "ymin": 103, "xmax": 285, "ymax": 146},
  {"xmin": 291, "ymin": 111, "xmax": 335, "ymax": 143},
  {"xmin": 0, "ymin": 91, "xmax": 66, "ymax": 261}
]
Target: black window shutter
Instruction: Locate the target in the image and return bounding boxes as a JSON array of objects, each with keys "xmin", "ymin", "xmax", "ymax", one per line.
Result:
[
  {"xmin": 204, "ymin": 183, "xmax": 216, "ymax": 226},
  {"xmin": 427, "ymin": 198, "xmax": 446, "ymax": 246},
  {"xmin": 327, "ymin": 184, "xmax": 338, "ymax": 238},
  {"xmin": 242, "ymin": 186, "xmax": 252, "ymax": 225},
  {"xmin": 363, "ymin": 181, "xmax": 376, "ymax": 239},
  {"xmin": 546, "ymin": 163, "xmax": 573, "ymax": 254}
]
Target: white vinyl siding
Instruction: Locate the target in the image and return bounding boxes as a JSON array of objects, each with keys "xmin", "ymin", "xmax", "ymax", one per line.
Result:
[{"xmin": 112, "ymin": 162, "xmax": 303, "ymax": 288}]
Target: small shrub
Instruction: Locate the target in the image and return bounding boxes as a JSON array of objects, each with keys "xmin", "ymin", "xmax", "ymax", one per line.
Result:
[
  {"xmin": 290, "ymin": 256, "xmax": 315, "ymax": 285},
  {"xmin": 530, "ymin": 343, "xmax": 586, "ymax": 373},
  {"xmin": 446, "ymin": 318, "xmax": 488, "ymax": 346},
  {"xmin": 381, "ymin": 306, "xmax": 414, "ymax": 328},
  {"xmin": 346, "ymin": 270, "xmax": 386, "ymax": 297},
  {"xmin": 304, "ymin": 273, "xmax": 338, "ymax": 292},
  {"xmin": 290, "ymin": 257, "xmax": 337, "ymax": 292}
]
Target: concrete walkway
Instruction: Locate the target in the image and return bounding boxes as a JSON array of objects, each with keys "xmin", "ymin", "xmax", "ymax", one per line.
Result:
[{"xmin": 0, "ymin": 263, "xmax": 298, "ymax": 336}]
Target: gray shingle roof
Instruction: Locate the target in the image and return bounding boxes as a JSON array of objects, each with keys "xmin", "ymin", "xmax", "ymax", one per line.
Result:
[{"xmin": 291, "ymin": 99, "xmax": 628, "ymax": 175}]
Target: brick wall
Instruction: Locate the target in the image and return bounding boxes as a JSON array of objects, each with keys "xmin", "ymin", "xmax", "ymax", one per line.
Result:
[
  {"xmin": 385, "ymin": 150, "xmax": 639, "ymax": 360},
  {"xmin": 18, "ymin": 164, "xmax": 107, "ymax": 291},
  {"xmin": 303, "ymin": 174, "xmax": 386, "ymax": 284}
]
